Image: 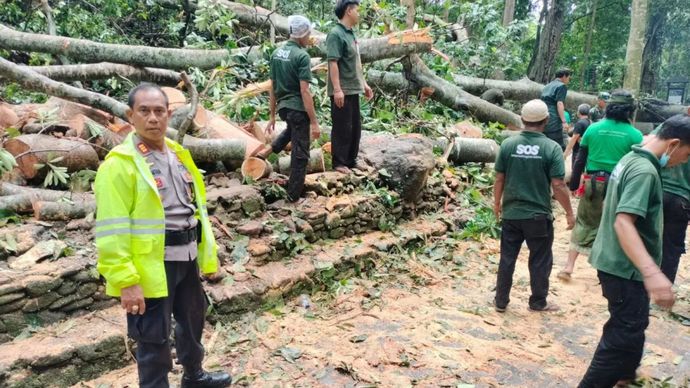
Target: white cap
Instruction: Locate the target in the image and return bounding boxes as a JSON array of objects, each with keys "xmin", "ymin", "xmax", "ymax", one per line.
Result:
[
  {"xmin": 521, "ymin": 99, "xmax": 549, "ymax": 122},
  {"xmin": 288, "ymin": 15, "xmax": 312, "ymax": 39}
]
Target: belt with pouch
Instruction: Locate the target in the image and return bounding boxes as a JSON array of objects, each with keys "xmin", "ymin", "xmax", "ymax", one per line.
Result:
[
  {"xmin": 165, "ymin": 224, "xmax": 201, "ymax": 246},
  {"xmin": 582, "ymin": 170, "xmax": 610, "ymax": 200}
]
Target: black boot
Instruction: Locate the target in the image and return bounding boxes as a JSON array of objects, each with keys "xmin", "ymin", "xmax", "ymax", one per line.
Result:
[{"xmin": 181, "ymin": 367, "xmax": 232, "ymax": 388}]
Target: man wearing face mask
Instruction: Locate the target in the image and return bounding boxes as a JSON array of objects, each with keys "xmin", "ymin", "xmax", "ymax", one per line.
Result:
[{"xmin": 578, "ymin": 114, "xmax": 690, "ymax": 388}]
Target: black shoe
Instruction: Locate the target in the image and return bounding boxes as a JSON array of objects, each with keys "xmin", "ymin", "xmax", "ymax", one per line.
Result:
[{"xmin": 181, "ymin": 370, "xmax": 232, "ymax": 388}]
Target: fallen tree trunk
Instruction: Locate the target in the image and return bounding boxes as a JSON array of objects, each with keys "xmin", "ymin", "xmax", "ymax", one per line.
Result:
[
  {"xmin": 0, "ymin": 183, "xmax": 94, "ymax": 214},
  {"xmin": 435, "ymin": 137, "xmax": 499, "ymax": 164},
  {"xmin": 20, "ymin": 63, "xmax": 182, "ymax": 84},
  {"xmin": 275, "ymin": 149, "xmax": 325, "ymax": 175},
  {"xmin": 33, "ymin": 200, "xmax": 97, "ymax": 221},
  {"xmin": 4, "ymin": 134, "xmax": 100, "ymax": 180},
  {"xmin": 0, "ymin": 57, "xmax": 128, "ymax": 119},
  {"xmin": 165, "ymin": 128, "xmax": 246, "ymax": 169},
  {"xmin": 0, "ymin": 194, "xmax": 35, "ymax": 214},
  {"xmin": 637, "ymin": 98, "xmax": 689, "ymax": 122}
]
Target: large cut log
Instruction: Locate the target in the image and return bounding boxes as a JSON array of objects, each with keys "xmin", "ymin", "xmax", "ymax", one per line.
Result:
[
  {"xmin": 0, "ymin": 194, "xmax": 35, "ymax": 214},
  {"xmin": 165, "ymin": 128, "xmax": 246, "ymax": 169},
  {"xmin": 0, "ymin": 57, "xmax": 129, "ymax": 119},
  {"xmin": 21, "ymin": 63, "xmax": 182, "ymax": 85},
  {"xmin": 275, "ymin": 149, "xmax": 325, "ymax": 175},
  {"xmin": 3, "ymin": 134, "xmax": 100, "ymax": 180},
  {"xmin": 0, "ymin": 183, "xmax": 94, "ymax": 214},
  {"xmin": 241, "ymin": 157, "xmax": 273, "ymax": 180},
  {"xmin": 435, "ymin": 137, "xmax": 499, "ymax": 164},
  {"xmin": 33, "ymin": 200, "xmax": 97, "ymax": 221}
]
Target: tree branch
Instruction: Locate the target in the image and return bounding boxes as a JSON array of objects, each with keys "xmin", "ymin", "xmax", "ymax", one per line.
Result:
[{"xmin": 13, "ymin": 62, "xmax": 182, "ymax": 84}]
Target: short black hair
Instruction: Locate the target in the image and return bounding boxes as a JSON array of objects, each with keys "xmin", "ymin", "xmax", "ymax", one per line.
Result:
[
  {"xmin": 658, "ymin": 114, "xmax": 690, "ymax": 145},
  {"xmin": 605, "ymin": 89, "xmax": 636, "ymax": 123},
  {"xmin": 555, "ymin": 68, "xmax": 572, "ymax": 78},
  {"xmin": 578, "ymin": 104, "xmax": 591, "ymax": 115},
  {"xmin": 335, "ymin": 0, "xmax": 359, "ymax": 19},
  {"xmin": 127, "ymin": 83, "xmax": 168, "ymax": 109}
]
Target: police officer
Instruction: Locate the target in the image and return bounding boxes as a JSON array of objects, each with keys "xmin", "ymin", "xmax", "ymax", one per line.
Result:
[
  {"xmin": 94, "ymin": 83, "xmax": 232, "ymax": 388},
  {"xmin": 493, "ymin": 99, "xmax": 575, "ymax": 313},
  {"xmin": 541, "ymin": 68, "xmax": 572, "ymax": 149},
  {"xmin": 588, "ymin": 92, "xmax": 610, "ymax": 122}
]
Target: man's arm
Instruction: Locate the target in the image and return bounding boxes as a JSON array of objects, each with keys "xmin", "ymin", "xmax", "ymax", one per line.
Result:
[
  {"xmin": 493, "ymin": 172, "xmax": 505, "ymax": 219},
  {"xmin": 557, "ymin": 101, "xmax": 567, "ymax": 125},
  {"xmin": 569, "ymin": 146, "xmax": 588, "ymax": 192},
  {"xmin": 300, "ymin": 80, "xmax": 320, "ymax": 139},
  {"xmin": 329, "ymin": 61, "xmax": 345, "ymax": 108},
  {"xmin": 614, "ymin": 213, "xmax": 674, "ymax": 308},
  {"xmin": 563, "ymin": 134, "xmax": 580, "ymax": 160},
  {"xmin": 551, "ymin": 178, "xmax": 575, "ymax": 229},
  {"xmin": 266, "ymin": 84, "xmax": 277, "ymax": 134}
]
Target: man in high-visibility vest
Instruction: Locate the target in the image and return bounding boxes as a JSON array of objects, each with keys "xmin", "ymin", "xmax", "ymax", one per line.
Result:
[{"xmin": 94, "ymin": 83, "xmax": 231, "ymax": 388}]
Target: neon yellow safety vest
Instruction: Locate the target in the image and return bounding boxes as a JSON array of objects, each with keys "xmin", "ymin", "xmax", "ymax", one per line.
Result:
[{"xmin": 94, "ymin": 132, "xmax": 218, "ymax": 298}]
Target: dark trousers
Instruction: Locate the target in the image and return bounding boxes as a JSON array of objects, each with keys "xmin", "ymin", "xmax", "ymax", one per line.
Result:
[
  {"xmin": 661, "ymin": 192, "xmax": 689, "ymax": 284},
  {"xmin": 330, "ymin": 94, "xmax": 361, "ymax": 168},
  {"xmin": 127, "ymin": 260, "xmax": 207, "ymax": 388},
  {"xmin": 495, "ymin": 217, "xmax": 554, "ymax": 309},
  {"xmin": 579, "ymin": 271, "xmax": 650, "ymax": 387},
  {"xmin": 272, "ymin": 108, "xmax": 310, "ymax": 202}
]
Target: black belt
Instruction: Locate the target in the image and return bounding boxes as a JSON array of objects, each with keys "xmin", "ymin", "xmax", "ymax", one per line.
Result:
[{"xmin": 165, "ymin": 225, "xmax": 200, "ymax": 246}]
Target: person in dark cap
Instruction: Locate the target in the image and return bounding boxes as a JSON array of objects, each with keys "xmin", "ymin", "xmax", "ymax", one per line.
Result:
[
  {"xmin": 559, "ymin": 90, "xmax": 643, "ymax": 281},
  {"xmin": 327, "ymin": 0, "xmax": 374, "ymax": 174},
  {"xmin": 541, "ymin": 68, "xmax": 572, "ymax": 149},
  {"xmin": 589, "ymin": 92, "xmax": 610, "ymax": 123}
]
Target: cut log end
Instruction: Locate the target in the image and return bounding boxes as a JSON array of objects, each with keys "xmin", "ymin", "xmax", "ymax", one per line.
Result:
[{"xmin": 241, "ymin": 157, "xmax": 273, "ymax": 180}]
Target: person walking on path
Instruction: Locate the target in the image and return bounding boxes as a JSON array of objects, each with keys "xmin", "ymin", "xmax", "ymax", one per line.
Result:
[
  {"xmin": 94, "ymin": 83, "xmax": 231, "ymax": 388},
  {"xmin": 588, "ymin": 92, "xmax": 610, "ymax": 123},
  {"xmin": 541, "ymin": 68, "xmax": 572, "ymax": 149},
  {"xmin": 493, "ymin": 99, "xmax": 575, "ymax": 313},
  {"xmin": 327, "ymin": 0, "xmax": 374, "ymax": 174},
  {"xmin": 563, "ymin": 103, "xmax": 592, "ymax": 166},
  {"xmin": 261, "ymin": 15, "xmax": 320, "ymax": 202},
  {"xmin": 578, "ymin": 114, "xmax": 690, "ymax": 388},
  {"xmin": 558, "ymin": 90, "xmax": 643, "ymax": 281}
]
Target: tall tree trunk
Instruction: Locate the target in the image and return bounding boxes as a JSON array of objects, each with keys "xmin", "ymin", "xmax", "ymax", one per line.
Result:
[
  {"xmin": 401, "ymin": 0, "xmax": 416, "ymax": 29},
  {"xmin": 527, "ymin": 0, "xmax": 567, "ymax": 83},
  {"xmin": 503, "ymin": 0, "xmax": 516, "ymax": 26},
  {"xmin": 579, "ymin": 0, "xmax": 598, "ymax": 90},
  {"xmin": 640, "ymin": 3, "xmax": 666, "ymax": 96},
  {"xmin": 623, "ymin": 0, "xmax": 649, "ymax": 94}
]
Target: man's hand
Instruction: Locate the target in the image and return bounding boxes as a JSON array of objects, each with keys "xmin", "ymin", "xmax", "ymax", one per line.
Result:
[
  {"xmin": 310, "ymin": 122, "xmax": 321, "ymax": 140},
  {"xmin": 121, "ymin": 284, "xmax": 146, "ymax": 315},
  {"xmin": 643, "ymin": 272, "xmax": 675, "ymax": 309},
  {"xmin": 334, "ymin": 89, "xmax": 345, "ymax": 108},
  {"xmin": 565, "ymin": 213, "xmax": 576, "ymax": 230},
  {"xmin": 493, "ymin": 203, "xmax": 501, "ymax": 220},
  {"xmin": 364, "ymin": 84, "xmax": 374, "ymax": 101},
  {"xmin": 265, "ymin": 118, "xmax": 276, "ymax": 134}
]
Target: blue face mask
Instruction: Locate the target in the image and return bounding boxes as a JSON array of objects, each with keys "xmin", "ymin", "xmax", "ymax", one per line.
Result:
[{"xmin": 659, "ymin": 144, "xmax": 679, "ymax": 168}]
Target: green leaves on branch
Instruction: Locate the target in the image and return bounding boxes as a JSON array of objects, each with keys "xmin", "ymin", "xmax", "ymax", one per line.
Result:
[
  {"xmin": 0, "ymin": 149, "xmax": 18, "ymax": 175},
  {"xmin": 35, "ymin": 155, "xmax": 69, "ymax": 188}
]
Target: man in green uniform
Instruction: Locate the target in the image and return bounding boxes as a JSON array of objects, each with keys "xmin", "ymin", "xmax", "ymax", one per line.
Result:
[
  {"xmin": 588, "ymin": 92, "xmax": 610, "ymax": 122},
  {"xmin": 262, "ymin": 15, "xmax": 320, "ymax": 202},
  {"xmin": 493, "ymin": 99, "xmax": 575, "ymax": 313},
  {"xmin": 95, "ymin": 84, "xmax": 231, "ymax": 388},
  {"xmin": 559, "ymin": 90, "xmax": 643, "ymax": 280},
  {"xmin": 327, "ymin": 0, "xmax": 374, "ymax": 174},
  {"xmin": 541, "ymin": 68, "xmax": 572, "ymax": 148},
  {"xmin": 578, "ymin": 114, "xmax": 690, "ymax": 387}
]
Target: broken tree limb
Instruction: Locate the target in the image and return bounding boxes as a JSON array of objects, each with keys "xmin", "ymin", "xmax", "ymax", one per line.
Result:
[
  {"xmin": 177, "ymin": 72, "xmax": 198, "ymax": 144},
  {"xmin": 18, "ymin": 63, "xmax": 182, "ymax": 85},
  {"xmin": 3, "ymin": 134, "xmax": 100, "ymax": 180},
  {"xmin": 0, "ymin": 57, "xmax": 129, "ymax": 120},
  {"xmin": 165, "ymin": 128, "xmax": 246, "ymax": 169},
  {"xmin": 275, "ymin": 149, "xmax": 325, "ymax": 175},
  {"xmin": 33, "ymin": 200, "xmax": 97, "ymax": 221},
  {"xmin": 637, "ymin": 98, "xmax": 689, "ymax": 122},
  {"xmin": 0, "ymin": 183, "xmax": 94, "ymax": 214},
  {"xmin": 0, "ymin": 194, "xmax": 35, "ymax": 214},
  {"xmin": 435, "ymin": 137, "xmax": 499, "ymax": 164}
]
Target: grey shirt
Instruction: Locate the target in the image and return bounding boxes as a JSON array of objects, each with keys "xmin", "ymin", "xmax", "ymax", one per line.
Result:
[{"xmin": 135, "ymin": 136, "xmax": 197, "ymax": 261}]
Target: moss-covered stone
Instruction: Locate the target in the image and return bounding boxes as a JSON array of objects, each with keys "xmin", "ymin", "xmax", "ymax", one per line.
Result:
[{"xmin": 24, "ymin": 276, "xmax": 63, "ymax": 297}]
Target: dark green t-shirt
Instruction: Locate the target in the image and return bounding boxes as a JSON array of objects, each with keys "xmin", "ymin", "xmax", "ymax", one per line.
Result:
[
  {"xmin": 270, "ymin": 41, "xmax": 312, "ymax": 112},
  {"xmin": 326, "ymin": 23, "xmax": 364, "ymax": 96},
  {"xmin": 495, "ymin": 131, "xmax": 565, "ymax": 220},
  {"xmin": 580, "ymin": 119, "xmax": 643, "ymax": 173},
  {"xmin": 541, "ymin": 79, "xmax": 568, "ymax": 136},
  {"xmin": 650, "ymin": 126, "xmax": 690, "ymax": 201},
  {"xmin": 589, "ymin": 146, "xmax": 663, "ymax": 281}
]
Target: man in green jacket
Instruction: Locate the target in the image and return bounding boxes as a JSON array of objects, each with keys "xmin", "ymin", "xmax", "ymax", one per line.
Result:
[
  {"xmin": 588, "ymin": 91, "xmax": 610, "ymax": 122},
  {"xmin": 541, "ymin": 68, "xmax": 572, "ymax": 149},
  {"xmin": 579, "ymin": 114, "xmax": 690, "ymax": 387},
  {"xmin": 94, "ymin": 83, "xmax": 231, "ymax": 388},
  {"xmin": 327, "ymin": 0, "xmax": 374, "ymax": 174}
]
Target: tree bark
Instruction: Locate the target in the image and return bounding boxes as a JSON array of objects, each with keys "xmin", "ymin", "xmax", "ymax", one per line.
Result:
[
  {"xmin": 0, "ymin": 183, "xmax": 94, "ymax": 214},
  {"xmin": 3, "ymin": 135, "xmax": 100, "ymax": 180},
  {"xmin": 276, "ymin": 149, "xmax": 325, "ymax": 175},
  {"xmin": 165, "ymin": 128, "xmax": 246, "ymax": 169},
  {"xmin": 623, "ymin": 0, "xmax": 649, "ymax": 94},
  {"xmin": 19, "ymin": 63, "xmax": 182, "ymax": 85},
  {"xmin": 435, "ymin": 137, "xmax": 499, "ymax": 164},
  {"xmin": 640, "ymin": 3, "xmax": 665, "ymax": 95},
  {"xmin": 579, "ymin": 0, "xmax": 598, "ymax": 90},
  {"xmin": 0, "ymin": 57, "xmax": 129, "ymax": 119},
  {"xmin": 527, "ymin": 0, "xmax": 567, "ymax": 83},
  {"xmin": 503, "ymin": 0, "xmax": 516, "ymax": 26},
  {"xmin": 33, "ymin": 200, "xmax": 97, "ymax": 221},
  {"xmin": 636, "ymin": 98, "xmax": 689, "ymax": 123}
]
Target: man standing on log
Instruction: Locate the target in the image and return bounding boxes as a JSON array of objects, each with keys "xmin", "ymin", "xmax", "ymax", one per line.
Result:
[
  {"xmin": 588, "ymin": 92, "xmax": 610, "ymax": 123},
  {"xmin": 578, "ymin": 114, "xmax": 690, "ymax": 387},
  {"xmin": 327, "ymin": 0, "xmax": 374, "ymax": 174},
  {"xmin": 94, "ymin": 83, "xmax": 231, "ymax": 388},
  {"xmin": 262, "ymin": 15, "xmax": 320, "ymax": 202},
  {"xmin": 541, "ymin": 68, "xmax": 572, "ymax": 149},
  {"xmin": 493, "ymin": 99, "xmax": 575, "ymax": 313},
  {"xmin": 559, "ymin": 90, "xmax": 643, "ymax": 281}
]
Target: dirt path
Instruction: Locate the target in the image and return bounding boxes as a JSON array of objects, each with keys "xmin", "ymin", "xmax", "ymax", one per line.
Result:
[{"xmin": 80, "ymin": 210, "xmax": 690, "ymax": 387}]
